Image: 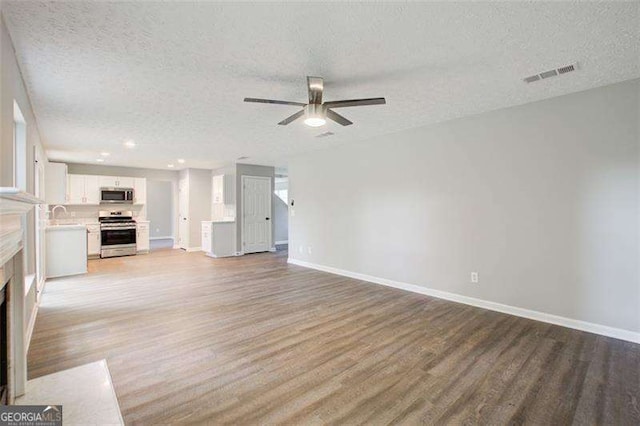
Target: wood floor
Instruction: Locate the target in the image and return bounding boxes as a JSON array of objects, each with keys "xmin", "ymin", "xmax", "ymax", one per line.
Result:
[{"xmin": 29, "ymin": 249, "xmax": 639, "ymax": 425}]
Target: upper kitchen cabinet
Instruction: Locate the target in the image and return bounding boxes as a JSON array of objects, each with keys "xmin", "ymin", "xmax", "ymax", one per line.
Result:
[
  {"xmin": 212, "ymin": 174, "xmax": 234, "ymax": 204},
  {"xmin": 45, "ymin": 162, "xmax": 67, "ymax": 205},
  {"xmin": 99, "ymin": 176, "xmax": 135, "ymax": 188},
  {"xmin": 67, "ymin": 174, "xmax": 100, "ymax": 204},
  {"xmin": 133, "ymin": 178, "xmax": 146, "ymax": 204}
]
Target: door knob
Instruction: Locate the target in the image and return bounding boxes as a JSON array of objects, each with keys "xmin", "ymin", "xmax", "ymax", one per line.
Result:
[{"xmin": 266, "ymin": 217, "xmax": 270, "ymax": 220}]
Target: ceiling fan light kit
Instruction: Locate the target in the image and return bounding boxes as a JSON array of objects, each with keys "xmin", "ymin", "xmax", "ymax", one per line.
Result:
[
  {"xmin": 303, "ymin": 104, "xmax": 327, "ymax": 127},
  {"xmin": 244, "ymin": 76, "xmax": 386, "ymax": 127}
]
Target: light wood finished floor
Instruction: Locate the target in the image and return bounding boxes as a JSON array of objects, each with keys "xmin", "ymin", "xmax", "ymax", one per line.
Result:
[{"xmin": 30, "ymin": 249, "xmax": 639, "ymax": 425}]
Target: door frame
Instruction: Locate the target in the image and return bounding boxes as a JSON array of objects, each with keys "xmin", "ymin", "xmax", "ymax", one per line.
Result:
[{"xmin": 241, "ymin": 175, "xmax": 273, "ymax": 254}]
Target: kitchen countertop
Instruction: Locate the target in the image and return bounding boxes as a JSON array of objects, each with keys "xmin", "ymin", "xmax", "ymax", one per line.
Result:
[{"xmin": 46, "ymin": 224, "xmax": 87, "ymax": 231}]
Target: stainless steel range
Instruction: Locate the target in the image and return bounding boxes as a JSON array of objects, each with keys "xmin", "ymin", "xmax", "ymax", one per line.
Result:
[{"xmin": 99, "ymin": 210, "xmax": 137, "ymax": 258}]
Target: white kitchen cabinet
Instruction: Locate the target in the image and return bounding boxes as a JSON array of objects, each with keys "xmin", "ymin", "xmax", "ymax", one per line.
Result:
[
  {"xmin": 87, "ymin": 224, "xmax": 101, "ymax": 257},
  {"xmin": 67, "ymin": 174, "xmax": 99, "ymax": 204},
  {"xmin": 137, "ymin": 222, "xmax": 150, "ymax": 253},
  {"xmin": 45, "ymin": 162, "xmax": 68, "ymax": 205},
  {"xmin": 212, "ymin": 174, "xmax": 234, "ymax": 204},
  {"xmin": 118, "ymin": 177, "xmax": 135, "ymax": 188},
  {"xmin": 99, "ymin": 176, "xmax": 135, "ymax": 188},
  {"xmin": 202, "ymin": 222, "xmax": 212, "ymax": 253},
  {"xmin": 84, "ymin": 175, "xmax": 100, "ymax": 204},
  {"xmin": 67, "ymin": 174, "xmax": 85, "ymax": 204},
  {"xmin": 98, "ymin": 175, "xmax": 118, "ymax": 188},
  {"xmin": 201, "ymin": 221, "xmax": 235, "ymax": 257},
  {"xmin": 134, "ymin": 178, "xmax": 147, "ymax": 204}
]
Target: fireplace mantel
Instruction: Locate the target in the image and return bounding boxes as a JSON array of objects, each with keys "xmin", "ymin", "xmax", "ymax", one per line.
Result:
[{"xmin": 0, "ymin": 187, "xmax": 43, "ymax": 403}]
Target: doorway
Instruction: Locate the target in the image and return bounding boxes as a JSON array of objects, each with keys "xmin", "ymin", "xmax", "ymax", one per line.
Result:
[
  {"xmin": 146, "ymin": 180, "xmax": 175, "ymax": 251},
  {"xmin": 241, "ymin": 176, "xmax": 272, "ymax": 254}
]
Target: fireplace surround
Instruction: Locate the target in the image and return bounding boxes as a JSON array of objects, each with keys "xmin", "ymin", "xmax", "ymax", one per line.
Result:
[{"xmin": 0, "ymin": 188, "xmax": 43, "ymax": 404}]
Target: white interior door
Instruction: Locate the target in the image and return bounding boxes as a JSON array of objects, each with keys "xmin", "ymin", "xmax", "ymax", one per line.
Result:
[
  {"xmin": 242, "ymin": 176, "xmax": 272, "ymax": 254},
  {"xmin": 178, "ymin": 175, "xmax": 189, "ymax": 249}
]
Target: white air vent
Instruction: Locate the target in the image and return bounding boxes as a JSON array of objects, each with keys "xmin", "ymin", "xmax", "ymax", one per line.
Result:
[
  {"xmin": 523, "ymin": 62, "xmax": 578, "ymax": 83},
  {"xmin": 316, "ymin": 131, "xmax": 335, "ymax": 138}
]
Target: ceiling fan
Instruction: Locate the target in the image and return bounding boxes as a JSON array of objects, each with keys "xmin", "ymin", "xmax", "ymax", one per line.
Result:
[{"xmin": 244, "ymin": 76, "xmax": 386, "ymax": 127}]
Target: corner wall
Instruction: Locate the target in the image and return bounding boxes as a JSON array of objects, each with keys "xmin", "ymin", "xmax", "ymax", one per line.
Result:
[{"xmin": 289, "ymin": 79, "xmax": 640, "ymax": 339}]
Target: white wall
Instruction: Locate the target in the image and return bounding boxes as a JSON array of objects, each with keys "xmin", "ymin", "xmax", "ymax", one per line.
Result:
[
  {"xmin": 289, "ymin": 79, "xmax": 640, "ymax": 337},
  {"xmin": 147, "ymin": 180, "xmax": 173, "ymax": 238},
  {"xmin": 1, "ymin": 14, "xmax": 48, "ymax": 346}
]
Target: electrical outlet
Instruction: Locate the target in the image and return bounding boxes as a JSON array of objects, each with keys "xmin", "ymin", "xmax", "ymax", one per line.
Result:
[
  {"xmin": 298, "ymin": 245, "xmax": 303, "ymax": 254},
  {"xmin": 470, "ymin": 272, "xmax": 479, "ymax": 283},
  {"xmin": 70, "ymin": 212, "xmax": 76, "ymax": 217},
  {"xmin": 307, "ymin": 246, "xmax": 312, "ymax": 254},
  {"xmin": 290, "ymin": 209, "xmax": 295, "ymax": 217}
]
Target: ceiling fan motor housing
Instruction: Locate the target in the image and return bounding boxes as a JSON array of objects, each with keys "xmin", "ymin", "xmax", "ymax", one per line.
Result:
[{"xmin": 304, "ymin": 104, "xmax": 327, "ymax": 126}]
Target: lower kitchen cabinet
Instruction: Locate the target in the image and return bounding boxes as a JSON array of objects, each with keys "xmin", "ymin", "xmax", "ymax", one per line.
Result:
[
  {"xmin": 137, "ymin": 221, "xmax": 150, "ymax": 253},
  {"xmin": 87, "ymin": 223, "xmax": 101, "ymax": 257}
]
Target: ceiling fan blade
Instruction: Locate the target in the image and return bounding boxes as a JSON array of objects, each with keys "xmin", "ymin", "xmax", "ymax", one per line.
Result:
[
  {"xmin": 244, "ymin": 98, "xmax": 306, "ymax": 106},
  {"xmin": 307, "ymin": 76, "xmax": 323, "ymax": 105},
  {"xmin": 323, "ymin": 97, "xmax": 386, "ymax": 108},
  {"xmin": 278, "ymin": 109, "xmax": 305, "ymax": 125},
  {"xmin": 326, "ymin": 109, "xmax": 353, "ymax": 126}
]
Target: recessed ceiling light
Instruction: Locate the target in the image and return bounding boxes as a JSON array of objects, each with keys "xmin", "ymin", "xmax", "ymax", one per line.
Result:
[
  {"xmin": 167, "ymin": 164, "xmax": 175, "ymax": 168},
  {"xmin": 96, "ymin": 158, "xmax": 104, "ymax": 162},
  {"xmin": 100, "ymin": 152, "xmax": 110, "ymax": 157},
  {"xmin": 177, "ymin": 159, "xmax": 185, "ymax": 164},
  {"xmin": 124, "ymin": 140, "xmax": 136, "ymax": 148}
]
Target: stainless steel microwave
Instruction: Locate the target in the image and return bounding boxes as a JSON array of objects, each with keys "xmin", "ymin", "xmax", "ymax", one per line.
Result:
[{"xmin": 100, "ymin": 187, "xmax": 134, "ymax": 204}]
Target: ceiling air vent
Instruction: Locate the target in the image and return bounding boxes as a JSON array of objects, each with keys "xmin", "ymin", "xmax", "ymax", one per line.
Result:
[
  {"xmin": 523, "ymin": 62, "xmax": 578, "ymax": 83},
  {"xmin": 557, "ymin": 64, "xmax": 576, "ymax": 74},
  {"xmin": 316, "ymin": 131, "xmax": 335, "ymax": 138}
]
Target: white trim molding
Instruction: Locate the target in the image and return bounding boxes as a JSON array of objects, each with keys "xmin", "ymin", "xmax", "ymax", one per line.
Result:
[
  {"xmin": 185, "ymin": 247, "xmax": 202, "ymax": 253},
  {"xmin": 287, "ymin": 258, "xmax": 640, "ymax": 344},
  {"xmin": 275, "ymin": 240, "xmax": 289, "ymax": 245}
]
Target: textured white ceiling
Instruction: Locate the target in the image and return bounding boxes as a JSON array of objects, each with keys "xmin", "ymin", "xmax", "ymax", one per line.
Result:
[{"xmin": 3, "ymin": 2, "xmax": 639, "ymax": 170}]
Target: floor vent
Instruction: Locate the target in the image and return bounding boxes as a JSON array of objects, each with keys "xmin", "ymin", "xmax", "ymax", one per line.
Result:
[{"xmin": 524, "ymin": 62, "xmax": 578, "ymax": 83}]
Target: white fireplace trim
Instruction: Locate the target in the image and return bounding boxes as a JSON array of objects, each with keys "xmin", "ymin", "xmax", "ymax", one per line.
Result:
[{"xmin": 0, "ymin": 187, "xmax": 43, "ymax": 403}]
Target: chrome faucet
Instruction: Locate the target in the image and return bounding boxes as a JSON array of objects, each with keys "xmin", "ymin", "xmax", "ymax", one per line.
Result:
[{"xmin": 50, "ymin": 205, "xmax": 67, "ymax": 224}]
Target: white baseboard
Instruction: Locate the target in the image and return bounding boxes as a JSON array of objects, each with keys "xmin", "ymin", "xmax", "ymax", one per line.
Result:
[
  {"xmin": 287, "ymin": 258, "xmax": 640, "ymax": 344},
  {"xmin": 150, "ymin": 236, "xmax": 173, "ymax": 241},
  {"xmin": 185, "ymin": 247, "xmax": 202, "ymax": 252},
  {"xmin": 275, "ymin": 240, "xmax": 289, "ymax": 245}
]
